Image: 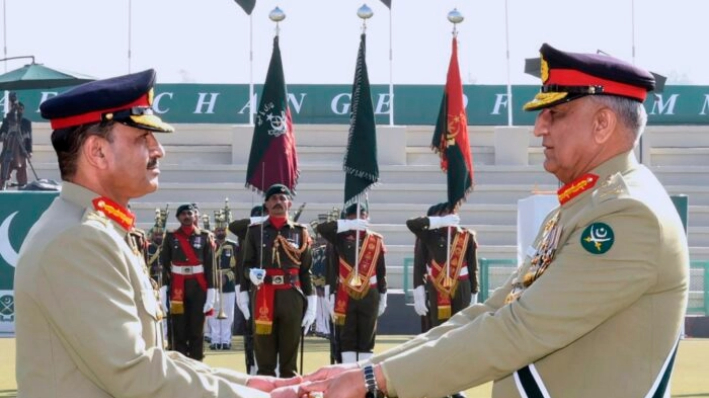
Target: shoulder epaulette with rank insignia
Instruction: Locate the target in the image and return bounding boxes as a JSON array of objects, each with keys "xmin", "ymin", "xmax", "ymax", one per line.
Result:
[{"xmin": 592, "ymin": 172, "xmax": 630, "ymax": 205}]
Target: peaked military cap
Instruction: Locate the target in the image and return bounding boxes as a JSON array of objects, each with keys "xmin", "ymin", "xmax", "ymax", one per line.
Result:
[
  {"xmin": 40, "ymin": 69, "xmax": 174, "ymax": 133},
  {"xmin": 264, "ymin": 184, "xmax": 292, "ymax": 201},
  {"xmin": 523, "ymin": 43, "xmax": 655, "ymax": 111},
  {"xmin": 176, "ymin": 203, "xmax": 196, "ymax": 218}
]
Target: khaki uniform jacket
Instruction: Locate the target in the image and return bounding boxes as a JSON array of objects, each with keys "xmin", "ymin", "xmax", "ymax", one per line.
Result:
[
  {"xmin": 14, "ymin": 182, "xmax": 265, "ymax": 398},
  {"xmin": 372, "ymin": 152, "xmax": 689, "ymax": 398}
]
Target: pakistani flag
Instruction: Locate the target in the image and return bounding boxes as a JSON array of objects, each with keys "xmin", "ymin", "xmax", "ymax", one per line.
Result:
[
  {"xmin": 245, "ymin": 35, "xmax": 300, "ymax": 194},
  {"xmin": 431, "ymin": 36, "xmax": 474, "ymax": 209},
  {"xmin": 344, "ymin": 33, "xmax": 379, "ymax": 206}
]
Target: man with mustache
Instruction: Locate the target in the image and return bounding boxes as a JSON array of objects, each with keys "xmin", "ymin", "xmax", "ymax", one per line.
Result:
[
  {"xmin": 240, "ymin": 184, "xmax": 317, "ymax": 378},
  {"xmin": 14, "ymin": 69, "xmax": 300, "ymax": 397},
  {"xmin": 294, "ymin": 43, "xmax": 689, "ymax": 398}
]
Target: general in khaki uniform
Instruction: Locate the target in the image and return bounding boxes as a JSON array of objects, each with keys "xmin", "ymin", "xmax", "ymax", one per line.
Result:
[
  {"xmin": 317, "ymin": 203, "xmax": 388, "ymax": 364},
  {"xmin": 240, "ymin": 184, "xmax": 315, "ymax": 377},
  {"xmin": 361, "ymin": 45, "xmax": 689, "ymax": 398},
  {"xmin": 15, "ymin": 70, "xmax": 263, "ymax": 397}
]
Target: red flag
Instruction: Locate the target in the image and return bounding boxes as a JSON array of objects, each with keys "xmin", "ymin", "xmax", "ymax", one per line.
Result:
[
  {"xmin": 431, "ymin": 37, "xmax": 474, "ymax": 208},
  {"xmin": 245, "ymin": 36, "xmax": 299, "ymax": 194}
]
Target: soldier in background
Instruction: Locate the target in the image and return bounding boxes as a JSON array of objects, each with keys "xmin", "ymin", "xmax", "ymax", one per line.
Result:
[
  {"xmin": 412, "ymin": 202, "xmax": 444, "ymax": 333},
  {"xmin": 238, "ymin": 184, "xmax": 316, "ymax": 378},
  {"xmin": 0, "ymin": 95, "xmax": 33, "ymax": 190},
  {"xmin": 209, "ymin": 210, "xmax": 239, "ymax": 350},
  {"xmin": 317, "ymin": 203, "xmax": 387, "ymax": 364},
  {"xmin": 148, "ymin": 208, "xmax": 170, "ymax": 345},
  {"xmin": 161, "ymin": 203, "xmax": 216, "ymax": 361},
  {"xmin": 407, "ymin": 203, "xmax": 479, "ymax": 333},
  {"xmin": 229, "ymin": 204, "xmax": 267, "ymax": 374}
]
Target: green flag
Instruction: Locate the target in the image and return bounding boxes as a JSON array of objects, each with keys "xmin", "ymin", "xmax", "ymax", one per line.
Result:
[
  {"xmin": 245, "ymin": 35, "xmax": 299, "ymax": 194},
  {"xmin": 234, "ymin": 0, "xmax": 255, "ymax": 15},
  {"xmin": 344, "ymin": 33, "xmax": 378, "ymax": 206}
]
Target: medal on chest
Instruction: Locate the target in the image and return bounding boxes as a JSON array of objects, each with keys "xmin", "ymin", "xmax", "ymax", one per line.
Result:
[{"xmin": 506, "ymin": 210, "xmax": 562, "ymax": 303}]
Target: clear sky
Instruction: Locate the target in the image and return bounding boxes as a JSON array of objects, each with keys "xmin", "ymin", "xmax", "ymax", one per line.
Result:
[{"xmin": 2, "ymin": 0, "xmax": 705, "ymax": 86}]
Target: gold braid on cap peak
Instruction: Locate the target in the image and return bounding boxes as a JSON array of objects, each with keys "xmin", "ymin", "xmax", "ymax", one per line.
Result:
[{"xmin": 523, "ymin": 92, "xmax": 569, "ymax": 111}]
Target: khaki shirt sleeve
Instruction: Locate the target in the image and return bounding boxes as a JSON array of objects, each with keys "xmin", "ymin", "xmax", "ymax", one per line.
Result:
[
  {"xmin": 37, "ymin": 224, "xmax": 264, "ymax": 397},
  {"xmin": 377, "ymin": 199, "xmax": 661, "ymax": 398}
]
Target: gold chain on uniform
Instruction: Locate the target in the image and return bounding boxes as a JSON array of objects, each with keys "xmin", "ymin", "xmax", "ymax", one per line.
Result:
[{"xmin": 272, "ymin": 229, "xmax": 310, "ymax": 266}]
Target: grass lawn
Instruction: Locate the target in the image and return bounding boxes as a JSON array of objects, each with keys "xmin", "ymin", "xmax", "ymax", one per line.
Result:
[{"xmin": 2, "ymin": 336, "xmax": 708, "ymax": 397}]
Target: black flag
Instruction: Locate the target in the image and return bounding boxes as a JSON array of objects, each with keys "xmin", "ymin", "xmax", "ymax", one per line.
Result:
[
  {"xmin": 234, "ymin": 0, "xmax": 256, "ymax": 15},
  {"xmin": 380, "ymin": 0, "xmax": 391, "ymax": 9}
]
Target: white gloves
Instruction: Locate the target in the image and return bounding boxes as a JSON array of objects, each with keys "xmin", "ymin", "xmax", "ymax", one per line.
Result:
[
  {"xmin": 158, "ymin": 285, "xmax": 168, "ymax": 314},
  {"xmin": 324, "ymin": 285, "xmax": 335, "ymax": 320},
  {"xmin": 378, "ymin": 292, "xmax": 388, "ymax": 317},
  {"xmin": 203, "ymin": 288, "xmax": 216, "ymax": 313},
  {"xmin": 238, "ymin": 291, "xmax": 251, "ymax": 320},
  {"xmin": 428, "ymin": 214, "xmax": 460, "ymax": 229},
  {"xmin": 471, "ymin": 292, "xmax": 478, "ymax": 305},
  {"xmin": 302, "ymin": 295, "xmax": 318, "ymax": 331},
  {"xmin": 413, "ymin": 285, "xmax": 428, "ymax": 316},
  {"xmin": 249, "ymin": 268, "xmax": 266, "ymax": 287},
  {"xmin": 336, "ymin": 219, "xmax": 369, "ymax": 233},
  {"xmin": 249, "ymin": 216, "xmax": 269, "ymax": 226}
]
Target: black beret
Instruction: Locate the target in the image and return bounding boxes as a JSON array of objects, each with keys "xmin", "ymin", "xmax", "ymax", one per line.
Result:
[
  {"xmin": 264, "ymin": 184, "xmax": 292, "ymax": 201},
  {"xmin": 344, "ymin": 202, "xmax": 368, "ymax": 217},
  {"xmin": 250, "ymin": 205, "xmax": 265, "ymax": 217},
  {"xmin": 176, "ymin": 203, "xmax": 196, "ymax": 218},
  {"xmin": 524, "ymin": 43, "xmax": 655, "ymax": 111},
  {"xmin": 40, "ymin": 69, "xmax": 174, "ymax": 135},
  {"xmin": 426, "ymin": 203, "xmax": 439, "ymax": 217}
]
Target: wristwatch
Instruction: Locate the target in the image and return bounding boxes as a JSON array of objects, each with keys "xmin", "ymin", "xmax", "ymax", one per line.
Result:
[{"xmin": 363, "ymin": 364, "xmax": 385, "ymax": 398}]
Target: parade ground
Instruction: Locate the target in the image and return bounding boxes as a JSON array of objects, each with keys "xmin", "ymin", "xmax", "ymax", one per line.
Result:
[{"xmin": 1, "ymin": 336, "xmax": 708, "ymax": 397}]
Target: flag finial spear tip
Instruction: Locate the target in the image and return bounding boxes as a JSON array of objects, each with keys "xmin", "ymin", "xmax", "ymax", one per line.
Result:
[
  {"xmin": 447, "ymin": 8, "xmax": 464, "ymax": 36},
  {"xmin": 358, "ymin": 4, "xmax": 374, "ymax": 31},
  {"xmin": 269, "ymin": 6, "xmax": 286, "ymax": 22}
]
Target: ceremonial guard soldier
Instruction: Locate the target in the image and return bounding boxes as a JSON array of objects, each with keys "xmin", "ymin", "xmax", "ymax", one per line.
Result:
[
  {"xmin": 412, "ymin": 202, "xmax": 444, "ymax": 333},
  {"xmin": 209, "ymin": 207, "xmax": 239, "ymax": 350},
  {"xmin": 161, "ymin": 203, "xmax": 216, "ymax": 361},
  {"xmin": 239, "ymin": 184, "xmax": 317, "ymax": 377},
  {"xmin": 407, "ymin": 203, "xmax": 479, "ymax": 330},
  {"xmin": 317, "ymin": 203, "xmax": 387, "ymax": 364}
]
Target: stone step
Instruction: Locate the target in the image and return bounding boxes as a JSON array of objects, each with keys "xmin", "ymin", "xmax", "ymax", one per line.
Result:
[
  {"xmin": 139, "ymin": 182, "xmax": 557, "ymax": 205},
  {"xmin": 649, "ymin": 148, "xmax": 709, "ymax": 167},
  {"xmin": 130, "ymin": 201, "xmax": 520, "ymax": 226},
  {"xmin": 406, "ymin": 146, "xmax": 495, "ymax": 166}
]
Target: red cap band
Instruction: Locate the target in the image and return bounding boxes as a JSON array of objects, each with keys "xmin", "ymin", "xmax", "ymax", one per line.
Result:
[{"xmin": 547, "ymin": 69, "xmax": 648, "ymax": 102}]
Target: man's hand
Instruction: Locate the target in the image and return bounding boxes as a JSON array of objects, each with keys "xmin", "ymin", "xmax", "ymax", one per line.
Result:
[
  {"xmin": 428, "ymin": 214, "xmax": 460, "ymax": 229},
  {"xmin": 413, "ymin": 285, "xmax": 428, "ymax": 316},
  {"xmin": 238, "ymin": 291, "xmax": 251, "ymax": 320},
  {"xmin": 336, "ymin": 219, "xmax": 368, "ymax": 233},
  {"xmin": 302, "ymin": 363, "xmax": 358, "ymax": 383},
  {"xmin": 203, "ymin": 288, "xmax": 216, "ymax": 313},
  {"xmin": 247, "ymin": 375, "xmax": 303, "ymax": 392},
  {"xmin": 299, "ymin": 368, "xmax": 368, "ymax": 398}
]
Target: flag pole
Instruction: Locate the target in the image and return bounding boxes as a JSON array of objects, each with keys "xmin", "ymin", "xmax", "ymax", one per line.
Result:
[
  {"xmin": 388, "ymin": 5, "xmax": 394, "ymax": 126},
  {"xmin": 504, "ymin": 0, "xmax": 513, "ymax": 126},
  {"xmin": 127, "ymin": 0, "xmax": 132, "ymax": 74},
  {"xmin": 444, "ymin": 9, "xmax": 465, "ymax": 288},
  {"xmin": 249, "ymin": 13, "xmax": 254, "ymax": 126}
]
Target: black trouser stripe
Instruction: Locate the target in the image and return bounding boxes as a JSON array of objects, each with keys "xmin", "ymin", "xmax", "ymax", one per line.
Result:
[
  {"xmin": 651, "ymin": 342, "xmax": 679, "ymax": 398},
  {"xmin": 517, "ymin": 366, "xmax": 545, "ymax": 398}
]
